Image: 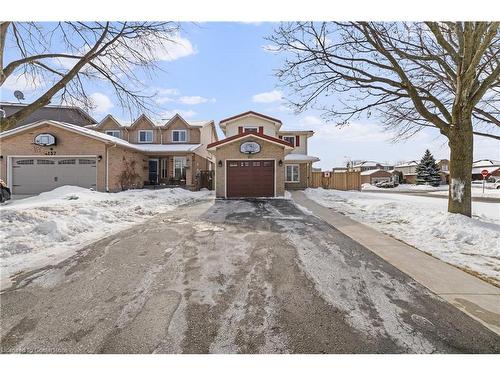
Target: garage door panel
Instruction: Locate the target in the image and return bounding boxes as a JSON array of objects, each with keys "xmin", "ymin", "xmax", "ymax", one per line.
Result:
[
  {"xmin": 12, "ymin": 157, "xmax": 97, "ymax": 195},
  {"xmin": 226, "ymin": 159, "xmax": 274, "ymax": 198}
]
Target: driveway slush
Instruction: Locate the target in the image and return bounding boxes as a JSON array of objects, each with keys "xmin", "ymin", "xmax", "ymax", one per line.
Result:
[{"xmin": 1, "ymin": 199, "xmax": 499, "ymax": 353}]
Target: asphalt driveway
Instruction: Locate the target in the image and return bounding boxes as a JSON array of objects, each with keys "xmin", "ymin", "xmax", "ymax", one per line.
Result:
[{"xmin": 1, "ymin": 198, "xmax": 499, "ymax": 353}]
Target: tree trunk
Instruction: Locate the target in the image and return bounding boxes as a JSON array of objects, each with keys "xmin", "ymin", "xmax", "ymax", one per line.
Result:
[{"xmin": 447, "ymin": 121, "xmax": 473, "ymax": 217}]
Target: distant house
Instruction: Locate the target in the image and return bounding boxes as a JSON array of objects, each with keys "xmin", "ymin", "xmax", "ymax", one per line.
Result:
[
  {"xmin": 436, "ymin": 159, "xmax": 450, "ymax": 184},
  {"xmin": 472, "ymin": 159, "xmax": 500, "ymax": 180},
  {"xmin": 352, "ymin": 160, "xmax": 394, "ymax": 172},
  {"xmin": 395, "ymin": 158, "xmax": 450, "ymax": 184},
  {"xmin": 360, "ymin": 169, "xmax": 393, "ymax": 185},
  {"xmin": 0, "ymin": 102, "xmax": 96, "ymax": 130},
  {"xmin": 394, "ymin": 160, "xmax": 418, "ymax": 183}
]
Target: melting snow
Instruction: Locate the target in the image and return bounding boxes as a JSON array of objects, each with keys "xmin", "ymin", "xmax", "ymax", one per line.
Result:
[{"xmin": 0, "ymin": 186, "xmax": 213, "ymax": 286}]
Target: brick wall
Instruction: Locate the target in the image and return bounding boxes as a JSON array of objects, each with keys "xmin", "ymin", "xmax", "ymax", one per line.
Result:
[
  {"xmin": 213, "ymin": 137, "xmax": 286, "ymax": 198},
  {"xmin": 0, "ymin": 124, "xmax": 107, "ymax": 191}
]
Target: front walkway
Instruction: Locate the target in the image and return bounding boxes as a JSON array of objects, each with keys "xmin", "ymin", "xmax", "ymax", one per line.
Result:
[{"xmin": 290, "ymin": 190, "xmax": 500, "ymax": 335}]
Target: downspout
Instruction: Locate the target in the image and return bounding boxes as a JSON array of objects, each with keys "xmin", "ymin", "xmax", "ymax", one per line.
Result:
[{"xmin": 106, "ymin": 143, "xmax": 117, "ymax": 192}]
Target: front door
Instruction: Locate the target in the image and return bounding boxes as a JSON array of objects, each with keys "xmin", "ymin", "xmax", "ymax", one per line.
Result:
[{"xmin": 148, "ymin": 159, "xmax": 159, "ymax": 184}]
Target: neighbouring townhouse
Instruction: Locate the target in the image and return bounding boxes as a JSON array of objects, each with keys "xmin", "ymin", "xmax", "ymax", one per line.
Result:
[
  {"xmin": 207, "ymin": 111, "xmax": 320, "ymax": 198},
  {"xmin": 0, "ymin": 113, "xmax": 218, "ymax": 195}
]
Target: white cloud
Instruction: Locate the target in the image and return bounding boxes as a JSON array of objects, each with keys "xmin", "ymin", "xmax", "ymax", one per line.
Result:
[
  {"xmin": 150, "ymin": 33, "xmax": 196, "ymax": 62},
  {"xmin": 178, "ymin": 96, "xmax": 216, "ymax": 105},
  {"xmin": 298, "ymin": 117, "xmax": 394, "ymax": 143},
  {"xmin": 2, "ymin": 72, "xmax": 45, "ymax": 93},
  {"xmin": 160, "ymin": 109, "xmax": 197, "ymax": 119},
  {"xmin": 89, "ymin": 92, "xmax": 113, "ymax": 114},
  {"xmin": 261, "ymin": 44, "xmax": 280, "ymax": 53},
  {"xmin": 157, "ymin": 88, "xmax": 180, "ymax": 96},
  {"xmin": 302, "ymin": 115, "xmax": 323, "ymax": 126},
  {"xmin": 252, "ymin": 90, "xmax": 283, "ymax": 103}
]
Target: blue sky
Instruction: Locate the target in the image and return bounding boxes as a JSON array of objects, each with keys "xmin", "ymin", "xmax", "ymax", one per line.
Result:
[{"xmin": 2, "ymin": 22, "xmax": 499, "ymax": 169}]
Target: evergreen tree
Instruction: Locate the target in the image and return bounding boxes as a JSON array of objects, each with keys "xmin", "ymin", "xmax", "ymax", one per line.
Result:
[{"xmin": 416, "ymin": 149, "xmax": 441, "ymax": 186}]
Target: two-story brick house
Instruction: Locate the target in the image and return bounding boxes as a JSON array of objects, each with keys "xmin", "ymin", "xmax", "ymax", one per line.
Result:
[
  {"xmin": 207, "ymin": 111, "xmax": 320, "ymax": 198},
  {"xmin": 0, "ymin": 113, "xmax": 217, "ymax": 194},
  {"xmin": 87, "ymin": 113, "xmax": 217, "ymax": 187}
]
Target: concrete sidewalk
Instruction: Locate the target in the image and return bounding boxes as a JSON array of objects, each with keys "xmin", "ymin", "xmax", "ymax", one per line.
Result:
[{"xmin": 290, "ymin": 190, "xmax": 500, "ymax": 335}]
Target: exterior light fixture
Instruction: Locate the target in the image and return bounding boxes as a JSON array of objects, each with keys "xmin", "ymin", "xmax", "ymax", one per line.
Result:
[
  {"xmin": 218, "ymin": 160, "xmax": 223, "ymax": 167},
  {"xmin": 278, "ymin": 159, "xmax": 283, "ymax": 167},
  {"xmin": 97, "ymin": 155, "xmax": 103, "ymax": 162}
]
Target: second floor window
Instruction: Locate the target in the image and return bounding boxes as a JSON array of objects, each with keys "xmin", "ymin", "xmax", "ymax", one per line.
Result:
[
  {"xmin": 105, "ymin": 130, "xmax": 121, "ymax": 138},
  {"xmin": 283, "ymin": 136, "xmax": 295, "ymax": 147},
  {"xmin": 244, "ymin": 127, "xmax": 258, "ymax": 133},
  {"xmin": 139, "ymin": 130, "xmax": 153, "ymax": 143},
  {"xmin": 172, "ymin": 130, "xmax": 187, "ymax": 142}
]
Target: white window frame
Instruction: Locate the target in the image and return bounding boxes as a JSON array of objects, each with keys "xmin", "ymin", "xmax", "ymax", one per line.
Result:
[
  {"xmin": 174, "ymin": 156, "xmax": 187, "ymax": 180},
  {"xmin": 105, "ymin": 130, "xmax": 121, "ymax": 138},
  {"xmin": 160, "ymin": 158, "xmax": 168, "ymax": 179},
  {"xmin": 172, "ymin": 130, "xmax": 187, "ymax": 142},
  {"xmin": 138, "ymin": 130, "xmax": 153, "ymax": 143},
  {"xmin": 282, "ymin": 136, "xmax": 295, "ymax": 147},
  {"xmin": 285, "ymin": 164, "xmax": 300, "ymax": 183},
  {"xmin": 244, "ymin": 126, "xmax": 259, "ymax": 133}
]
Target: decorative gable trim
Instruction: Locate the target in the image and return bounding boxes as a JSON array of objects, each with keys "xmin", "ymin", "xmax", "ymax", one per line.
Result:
[
  {"xmin": 129, "ymin": 114, "xmax": 156, "ymax": 129},
  {"xmin": 163, "ymin": 113, "xmax": 193, "ymax": 129}
]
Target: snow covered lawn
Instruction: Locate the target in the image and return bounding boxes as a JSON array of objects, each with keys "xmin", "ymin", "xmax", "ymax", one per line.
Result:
[
  {"xmin": 363, "ymin": 183, "xmax": 500, "ymax": 198},
  {"xmin": 304, "ymin": 188, "xmax": 500, "ymax": 286},
  {"xmin": 0, "ymin": 186, "xmax": 213, "ymax": 286},
  {"xmin": 362, "ymin": 183, "xmax": 449, "ymax": 192},
  {"xmin": 431, "ymin": 185, "xmax": 500, "ymax": 199}
]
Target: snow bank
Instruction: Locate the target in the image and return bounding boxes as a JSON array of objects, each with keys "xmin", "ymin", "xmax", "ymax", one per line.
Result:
[
  {"xmin": 362, "ymin": 183, "xmax": 449, "ymax": 192},
  {"xmin": 363, "ymin": 183, "xmax": 500, "ymax": 198},
  {"xmin": 304, "ymin": 188, "xmax": 500, "ymax": 286},
  {"xmin": 0, "ymin": 186, "xmax": 213, "ymax": 285},
  {"xmin": 431, "ymin": 185, "xmax": 500, "ymax": 198}
]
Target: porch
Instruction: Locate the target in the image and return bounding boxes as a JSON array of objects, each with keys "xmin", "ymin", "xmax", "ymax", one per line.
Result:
[{"xmin": 145, "ymin": 154, "xmax": 214, "ymax": 191}]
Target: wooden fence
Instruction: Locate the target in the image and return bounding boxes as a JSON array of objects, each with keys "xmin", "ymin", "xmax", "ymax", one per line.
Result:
[{"xmin": 310, "ymin": 171, "xmax": 361, "ymax": 191}]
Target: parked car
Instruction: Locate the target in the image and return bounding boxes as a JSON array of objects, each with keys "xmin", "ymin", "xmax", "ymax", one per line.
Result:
[
  {"xmin": 0, "ymin": 179, "xmax": 11, "ymax": 203},
  {"xmin": 375, "ymin": 181, "xmax": 397, "ymax": 188}
]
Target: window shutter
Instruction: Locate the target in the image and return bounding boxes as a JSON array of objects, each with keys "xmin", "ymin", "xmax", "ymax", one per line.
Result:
[
  {"xmin": 238, "ymin": 126, "xmax": 243, "ymax": 134},
  {"xmin": 258, "ymin": 126, "xmax": 264, "ymax": 134},
  {"xmin": 295, "ymin": 135, "xmax": 300, "ymax": 147}
]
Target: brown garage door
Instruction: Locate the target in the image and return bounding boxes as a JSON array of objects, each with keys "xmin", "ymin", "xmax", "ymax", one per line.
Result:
[{"xmin": 226, "ymin": 160, "xmax": 274, "ymax": 198}]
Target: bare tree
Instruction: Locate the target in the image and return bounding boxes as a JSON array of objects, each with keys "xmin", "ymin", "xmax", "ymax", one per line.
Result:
[
  {"xmin": 0, "ymin": 21, "xmax": 180, "ymax": 130},
  {"xmin": 268, "ymin": 22, "xmax": 500, "ymax": 217}
]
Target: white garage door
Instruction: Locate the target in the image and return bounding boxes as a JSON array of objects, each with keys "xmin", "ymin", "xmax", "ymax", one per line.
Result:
[{"xmin": 11, "ymin": 157, "xmax": 97, "ymax": 195}]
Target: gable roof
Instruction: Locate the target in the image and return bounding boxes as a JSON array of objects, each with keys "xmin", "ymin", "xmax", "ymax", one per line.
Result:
[
  {"xmin": 90, "ymin": 114, "xmax": 125, "ymax": 129},
  {"xmin": 395, "ymin": 160, "xmax": 418, "ymax": 167},
  {"xmin": 207, "ymin": 131, "xmax": 293, "ymax": 150},
  {"xmin": 128, "ymin": 114, "xmax": 157, "ymax": 129},
  {"xmin": 361, "ymin": 169, "xmax": 392, "ymax": 176},
  {"xmin": 0, "ymin": 120, "xmax": 140, "ymax": 151},
  {"xmin": 219, "ymin": 111, "xmax": 283, "ymax": 125},
  {"xmin": 0, "ymin": 102, "xmax": 96, "ymax": 130},
  {"xmin": 163, "ymin": 113, "xmax": 199, "ymax": 129}
]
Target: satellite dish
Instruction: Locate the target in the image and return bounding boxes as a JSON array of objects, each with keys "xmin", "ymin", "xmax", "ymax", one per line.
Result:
[{"xmin": 14, "ymin": 90, "xmax": 25, "ymax": 101}]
